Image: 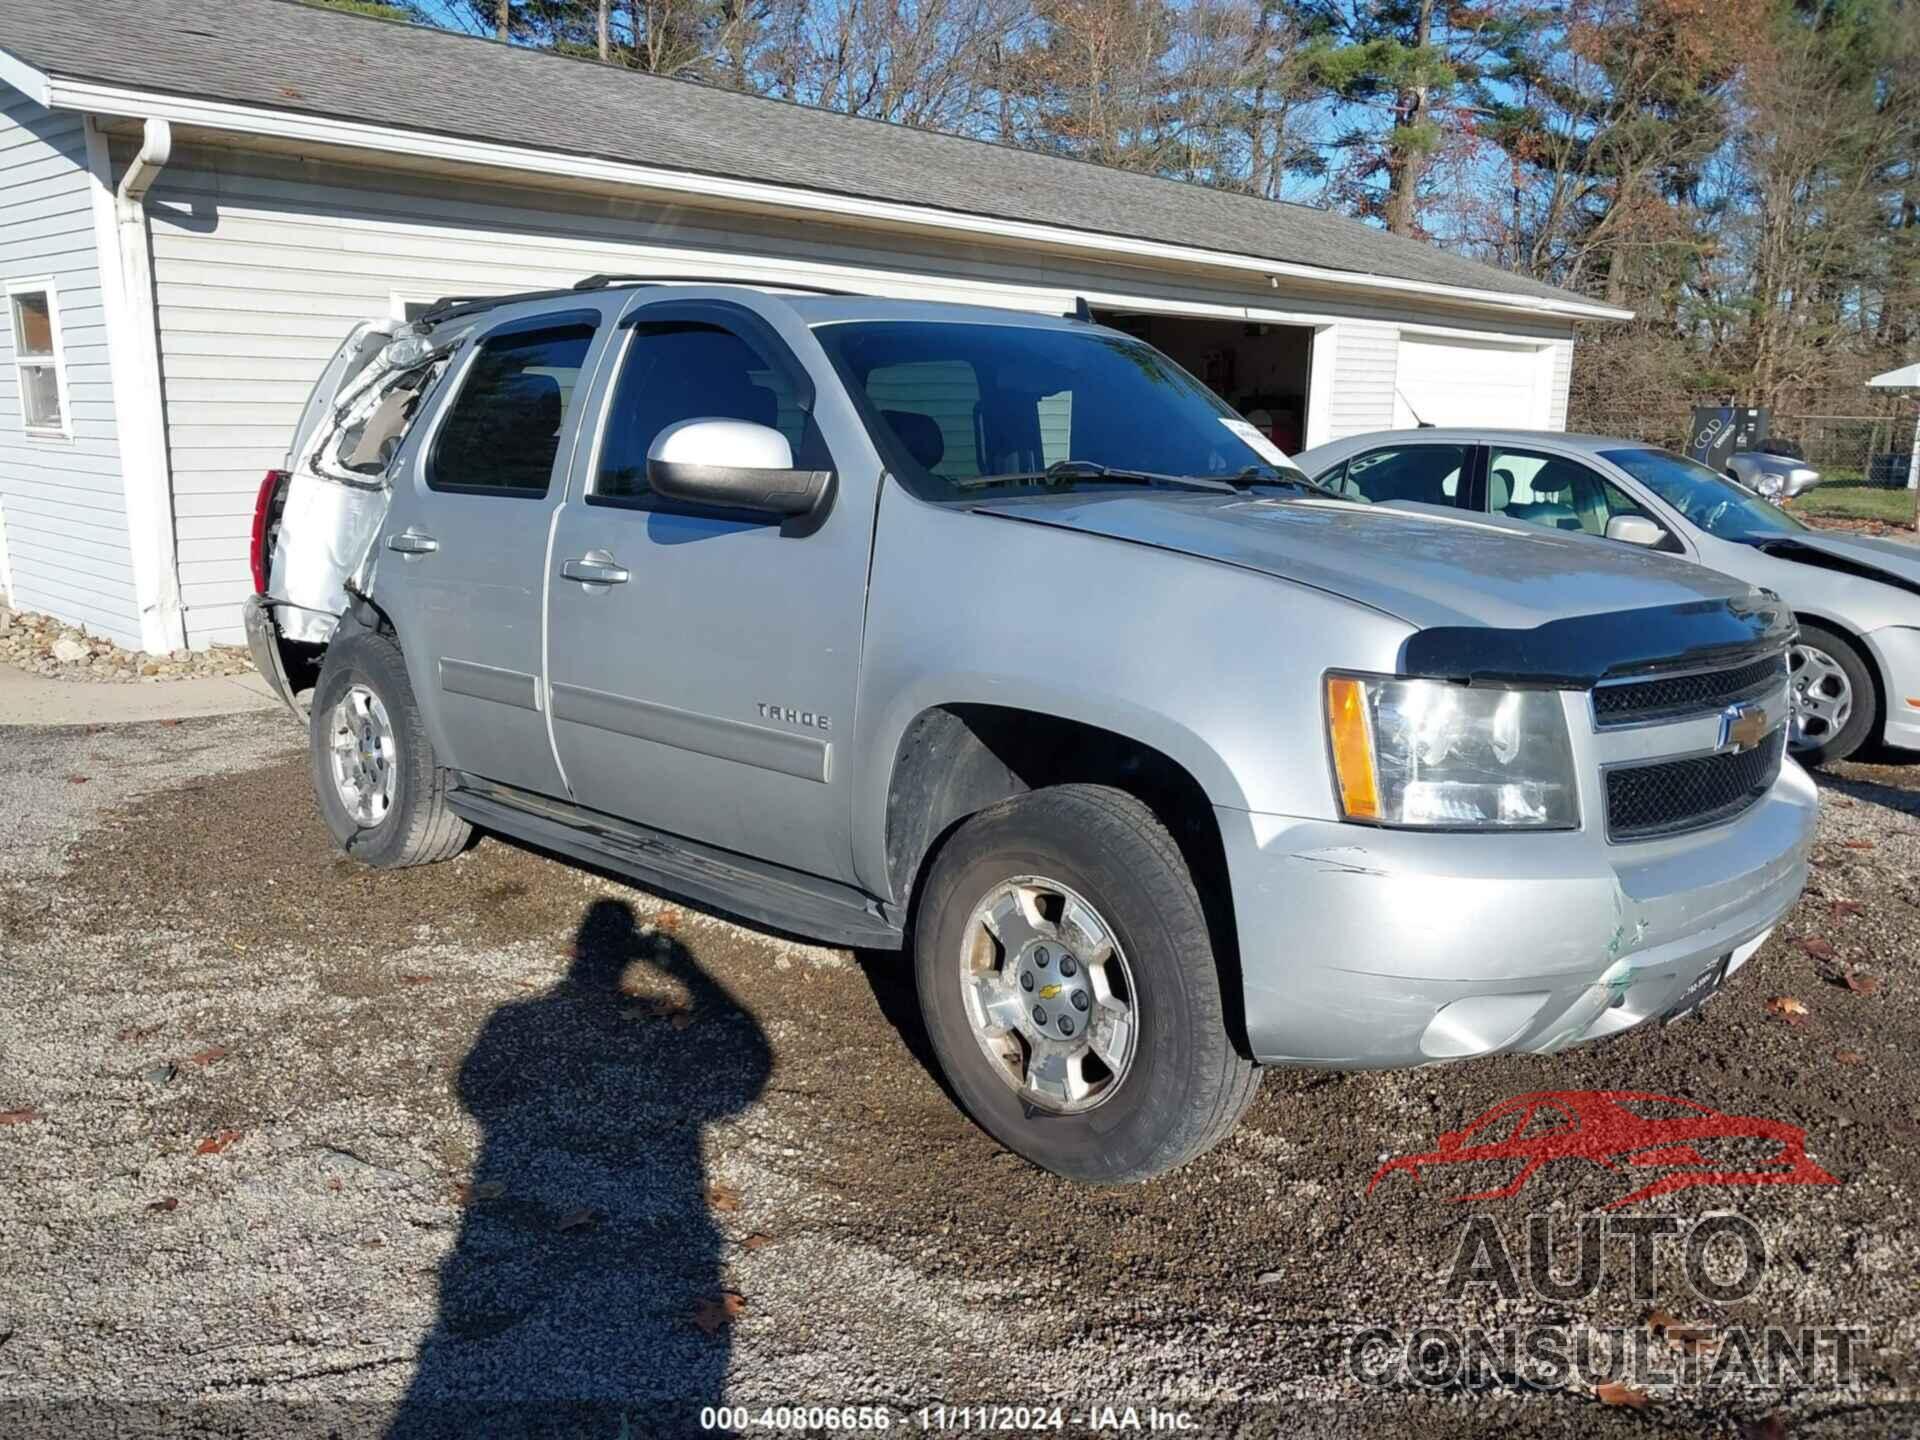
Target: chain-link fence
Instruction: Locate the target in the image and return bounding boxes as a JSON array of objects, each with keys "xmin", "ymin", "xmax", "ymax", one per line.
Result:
[{"xmin": 1780, "ymin": 415, "xmax": 1918, "ymax": 488}]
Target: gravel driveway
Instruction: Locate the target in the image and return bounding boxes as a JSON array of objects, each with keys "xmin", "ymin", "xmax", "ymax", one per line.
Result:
[{"xmin": 1, "ymin": 714, "xmax": 1916, "ymax": 1438}]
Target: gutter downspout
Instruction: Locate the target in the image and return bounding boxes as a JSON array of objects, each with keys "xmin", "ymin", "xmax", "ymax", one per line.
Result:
[{"xmin": 102, "ymin": 117, "xmax": 186, "ymax": 654}]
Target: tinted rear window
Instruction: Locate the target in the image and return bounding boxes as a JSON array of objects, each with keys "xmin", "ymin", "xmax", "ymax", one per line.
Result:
[{"xmin": 429, "ymin": 323, "xmax": 596, "ymax": 496}]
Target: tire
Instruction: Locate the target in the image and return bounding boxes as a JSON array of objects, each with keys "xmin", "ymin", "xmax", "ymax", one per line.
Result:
[
  {"xmin": 308, "ymin": 629, "xmax": 470, "ymax": 868},
  {"xmin": 1788, "ymin": 622, "xmax": 1876, "ymax": 767},
  {"xmin": 913, "ymin": 784, "xmax": 1258, "ymax": 1184}
]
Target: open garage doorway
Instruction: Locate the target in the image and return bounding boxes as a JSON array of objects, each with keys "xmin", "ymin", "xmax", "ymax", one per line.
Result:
[{"xmin": 1095, "ymin": 310, "xmax": 1315, "ymax": 456}]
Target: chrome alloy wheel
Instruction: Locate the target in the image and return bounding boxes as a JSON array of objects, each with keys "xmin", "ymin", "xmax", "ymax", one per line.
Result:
[
  {"xmin": 326, "ymin": 683, "xmax": 397, "ymax": 827},
  {"xmin": 1787, "ymin": 643, "xmax": 1853, "ymax": 752},
  {"xmin": 959, "ymin": 876, "xmax": 1138, "ymax": 1114}
]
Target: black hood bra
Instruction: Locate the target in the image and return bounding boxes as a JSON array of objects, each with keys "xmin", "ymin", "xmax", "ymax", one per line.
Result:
[{"xmin": 1401, "ymin": 592, "xmax": 1795, "ymax": 690}]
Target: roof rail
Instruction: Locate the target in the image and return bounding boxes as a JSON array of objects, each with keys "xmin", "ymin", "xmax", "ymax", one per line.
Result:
[
  {"xmin": 412, "ymin": 273, "xmax": 856, "ymax": 330},
  {"xmin": 411, "ymin": 284, "xmax": 613, "ymax": 329},
  {"xmin": 574, "ymin": 273, "xmax": 855, "ymax": 297}
]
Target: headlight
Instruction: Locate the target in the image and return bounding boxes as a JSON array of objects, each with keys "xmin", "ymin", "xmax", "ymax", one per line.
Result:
[{"xmin": 1325, "ymin": 675, "xmax": 1578, "ymax": 830}]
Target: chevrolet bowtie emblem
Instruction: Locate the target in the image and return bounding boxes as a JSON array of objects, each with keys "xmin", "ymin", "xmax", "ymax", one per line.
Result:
[
  {"xmin": 1720, "ymin": 699, "xmax": 1774, "ymax": 753},
  {"xmin": 1038, "ymin": 983, "xmax": 1062, "ymax": 1000}
]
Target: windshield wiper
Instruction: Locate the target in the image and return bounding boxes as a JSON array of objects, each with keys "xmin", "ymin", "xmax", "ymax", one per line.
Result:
[
  {"xmin": 1219, "ymin": 465, "xmax": 1344, "ymax": 497},
  {"xmin": 952, "ymin": 460, "xmax": 1239, "ymax": 493}
]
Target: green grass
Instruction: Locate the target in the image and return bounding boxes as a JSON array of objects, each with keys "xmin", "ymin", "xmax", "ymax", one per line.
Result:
[{"xmin": 1792, "ymin": 483, "xmax": 1919, "ymax": 527}]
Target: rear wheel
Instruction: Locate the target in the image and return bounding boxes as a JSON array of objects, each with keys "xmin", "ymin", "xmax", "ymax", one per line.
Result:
[
  {"xmin": 1787, "ymin": 623, "xmax": 1875, "ymax": 767},
  {"xmin": 913, "ymin": 784, "xmax": 1258, "ymax": 1183},
  {"xmin": 309, "ymin": 630, "xmax": 470, "ymax": 868}
]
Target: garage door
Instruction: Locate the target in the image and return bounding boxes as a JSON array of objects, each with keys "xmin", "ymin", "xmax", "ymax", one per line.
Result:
[{"xmin": 1393, "ymin": 335, "xmax": 1548, "ymax": 429}]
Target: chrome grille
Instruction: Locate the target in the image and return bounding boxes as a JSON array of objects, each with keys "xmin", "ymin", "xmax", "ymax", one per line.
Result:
[
  {"xmin": 1592, "ymin": 654, "xmax": 1787, "ymax": 728},
  {"xmin": 1605, "ymin": 733, "xmax": 1786, "ymax": 842}
]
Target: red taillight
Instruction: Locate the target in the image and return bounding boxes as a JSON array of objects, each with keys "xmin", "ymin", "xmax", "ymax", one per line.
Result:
[{"xmin": 250, "ymin": 469, "xmax": 289, "ymax": 595}]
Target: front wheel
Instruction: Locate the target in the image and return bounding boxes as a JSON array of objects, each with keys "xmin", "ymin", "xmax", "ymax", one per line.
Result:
[
  {"xmin": 1788, "ymin": 623, "xmax": 1876, "ymax": 767},
  {"xmin": 913, "ymin": 785, "xmax": 1258, "ymax": 1184},
  {"xmin": 309, "ymin": 629, "xmax": 470, "ymax": 868}
]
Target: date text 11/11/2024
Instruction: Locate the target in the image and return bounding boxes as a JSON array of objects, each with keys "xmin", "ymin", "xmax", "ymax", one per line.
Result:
[{"xmin": 698, "ymin": 1405, "xmax": 1200, "ymax": 1431}]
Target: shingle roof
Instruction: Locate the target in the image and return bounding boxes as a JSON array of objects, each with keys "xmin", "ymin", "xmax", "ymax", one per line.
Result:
[{"xmin": 0, "ymin": 0, "xmax": 1604, "ymax": 314}]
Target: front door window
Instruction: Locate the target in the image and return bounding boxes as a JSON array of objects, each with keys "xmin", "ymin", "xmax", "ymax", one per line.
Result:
[{"xmin": 1487, "ymin": 447, "xmax": 1653, "ymax": 538}]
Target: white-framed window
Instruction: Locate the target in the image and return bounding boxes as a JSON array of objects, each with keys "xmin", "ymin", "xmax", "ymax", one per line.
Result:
[{"xmin": 6, "ymin": 277, "xmax": 72, "ymax": 439}]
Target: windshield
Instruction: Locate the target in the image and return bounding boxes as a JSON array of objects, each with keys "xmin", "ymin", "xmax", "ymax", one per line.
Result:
[
  {"xmin": 812, "ymin": 320, "xmax": 1308, "ymax": 501},
  {"xmin": 1602, "ymin": 448, "xmax": 1806, "ymax": 540}
]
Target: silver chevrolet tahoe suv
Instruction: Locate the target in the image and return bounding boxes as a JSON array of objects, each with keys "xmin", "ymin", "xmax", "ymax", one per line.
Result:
[{"xmin": 245, "ymin": 278, "xmax": 1818, "ymax": 1183}]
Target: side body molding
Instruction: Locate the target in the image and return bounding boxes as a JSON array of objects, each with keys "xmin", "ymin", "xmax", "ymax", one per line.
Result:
[
  {"xmin": 549, "ymin": 683, "xmax": 832, "ymax": 784},
  {"xmin": 439, "ymin": 657, "xmax": 541, "ymax": 712}
]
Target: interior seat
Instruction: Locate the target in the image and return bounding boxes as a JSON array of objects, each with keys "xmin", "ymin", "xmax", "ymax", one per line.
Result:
[
  {"xmin": 882, "ymin": 409, "xmax": 946, "ymax": 471},
  {"xmin": 1489, "ymin": 467, "xmax": 1516, "ymax": 511},
  {"xmin": 1505, "ymin": 459, "xmax": 1584, "ymax": 531}
]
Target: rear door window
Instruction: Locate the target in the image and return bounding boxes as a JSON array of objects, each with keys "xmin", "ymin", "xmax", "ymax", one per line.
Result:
[
  {"xmin": 428, "ymin": 322, "xmax": 596, "ymax": 496},
  {"xmin": 1323, "ymin": 444, "xmax": 1470, "ymax": 507}
]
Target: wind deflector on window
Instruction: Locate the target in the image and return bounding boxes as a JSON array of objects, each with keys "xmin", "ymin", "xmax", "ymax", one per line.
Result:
[{"xmin": 614, "ymin": 299, "xmax": 817, "ymax": 413}]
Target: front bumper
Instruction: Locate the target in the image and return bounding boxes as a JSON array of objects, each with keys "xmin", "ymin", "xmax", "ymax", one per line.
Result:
[
  {"xmin": 1221, "ymin": 759, "xmax": 1818, "ymax": 1066},
  {"xmin": 1864, "ymin": 625, "xmax": 1920, "ymax": 752}
]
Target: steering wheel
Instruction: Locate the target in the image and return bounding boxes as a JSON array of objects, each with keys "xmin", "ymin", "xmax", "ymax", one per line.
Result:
[{"xmin": 1694, "ymin": 498, "xmax": 1731, "ymax": 531}]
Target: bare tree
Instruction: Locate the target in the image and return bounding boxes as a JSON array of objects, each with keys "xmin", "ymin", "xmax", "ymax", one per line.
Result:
[
  {"xmin": 997, "ymin": 0, "xmax": 1186, "ymax": 171},
  {"xmin": 757, "ymin": 0, "xmax": 1024, "ymax": 132}
]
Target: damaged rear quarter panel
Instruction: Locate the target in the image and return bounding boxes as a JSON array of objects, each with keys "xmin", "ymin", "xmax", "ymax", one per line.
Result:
[
  {"xmin": 270, "ymin": 474, "xmax": 391, "ymax": 643},
  {"xmin": 265, "ymin": 320, "xmax": 466, "ymax": 644}
]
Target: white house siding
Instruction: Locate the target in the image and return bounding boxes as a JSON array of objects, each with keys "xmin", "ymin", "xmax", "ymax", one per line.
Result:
[
  {"xmin": 1327, "ymin": 321, "xmax": 1399, "ymax": 438},
  {"xmin": 128, "ymin": 139, "xmax": 1579, "ymax": 645},
  {"xmin": 0, "ymin": 85, "xmax": 134, "ymax": 644}
]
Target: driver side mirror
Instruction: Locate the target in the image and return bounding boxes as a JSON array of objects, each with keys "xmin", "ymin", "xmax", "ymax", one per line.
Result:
[
  {"xmin": 1605, "ymin": 514, "xmax": 1667, "ymax": 548},
  {"xmin": 647, "ymin": 419, "xmax": 834, "ymax": 522}
]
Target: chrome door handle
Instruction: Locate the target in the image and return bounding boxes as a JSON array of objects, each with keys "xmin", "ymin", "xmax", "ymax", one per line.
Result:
[
  {"xmin": 386, "ymin": 530, "xmax": 439, "ymax": 555},
  {"xmin": 561, "ymin": 551, "xmax": 629, "ymax": 586}
]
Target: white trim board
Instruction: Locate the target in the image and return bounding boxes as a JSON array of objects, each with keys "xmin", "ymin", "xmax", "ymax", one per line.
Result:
[
  {"xmin": 26, "ymin": 70, "xmax": 1633, "ymax": 325},
  {"xmin": 83, "ymin": 113, "xmax": 186, "ymax": 653},
  {"xmin": 0, "ymin": 492, "xmax": 14, "ymax": 605},
  {"xmin": 0, "ymin": 47, "xmax": 51, "ymax": 107}
]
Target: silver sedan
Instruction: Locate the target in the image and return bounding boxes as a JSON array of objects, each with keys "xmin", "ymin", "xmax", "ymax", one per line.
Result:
[{"xmin": 1292, "ymin": 428, "xmax": 1920, "ymax": 765}]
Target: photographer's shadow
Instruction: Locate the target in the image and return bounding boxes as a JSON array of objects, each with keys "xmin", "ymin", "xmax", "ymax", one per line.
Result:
[{"xmin": 389, "ymin": 897, "xmax": 771, "ymax": 1437}]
